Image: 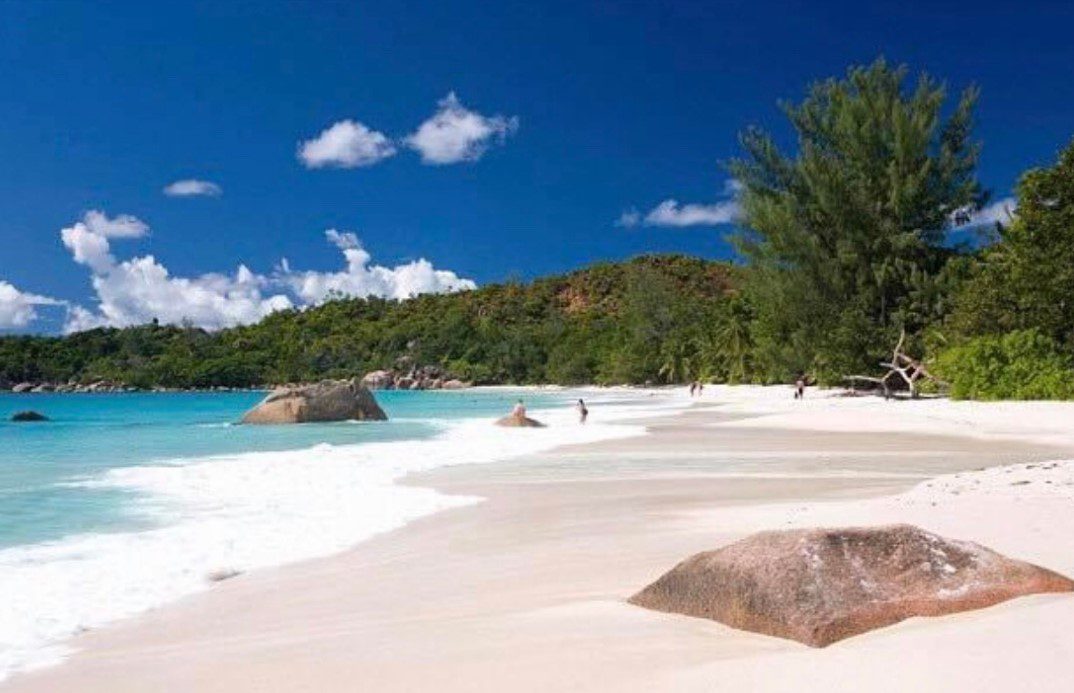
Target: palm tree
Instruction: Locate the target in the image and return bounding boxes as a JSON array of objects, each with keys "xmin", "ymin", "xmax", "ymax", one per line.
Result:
[
  {"xmin": 713, "ymin": 297, "xmax": 754, "ymax": 383},
  {"xmin": 658, "ymin": 338, "xmax": 694, "ymax": 384}
]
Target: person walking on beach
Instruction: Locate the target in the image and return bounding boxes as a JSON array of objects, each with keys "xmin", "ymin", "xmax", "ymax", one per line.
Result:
[
  {"xmin": 689, "ymin": 381, "xmax": 697, "ymax": 397},
  {"xmin": 576, "ymin": 398, "xmax": 589, "ymax": 424},
  {"xmin": 794, "ymin": 376, "xmax": 805, "ymax": 400}
]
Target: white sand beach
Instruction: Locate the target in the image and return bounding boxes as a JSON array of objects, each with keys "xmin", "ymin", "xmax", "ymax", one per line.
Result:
[{"xmin": 7, "ymin": 386, "xmax": 1074, "ymax": 692}]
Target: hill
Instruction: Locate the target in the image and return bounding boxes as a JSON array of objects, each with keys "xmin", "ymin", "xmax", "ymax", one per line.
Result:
[{"xmin": 0, "ymin": 255, "xmax": 743, "ymax": 389}]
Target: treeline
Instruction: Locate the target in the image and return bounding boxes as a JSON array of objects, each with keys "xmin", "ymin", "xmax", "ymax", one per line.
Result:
[
  {"xmin": 0, "ymin": 255, "xmax": 751, "ymax": 388},
  {"xmin": 3, "ymin": 59, "xmax": 1073, "ymax": 398}
]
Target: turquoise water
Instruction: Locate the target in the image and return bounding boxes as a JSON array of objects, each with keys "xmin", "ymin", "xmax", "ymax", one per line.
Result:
[
  {"xmin": 0, "ymin": 387, "xmax": 672, "ymax": 681},
  {"xmin": 0, "ymin": 389, "xmax": 567, "ymax": 549}
]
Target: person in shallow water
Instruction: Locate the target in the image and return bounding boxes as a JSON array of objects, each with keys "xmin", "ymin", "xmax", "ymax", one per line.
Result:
[
  {"xmin": 511, "ymin": 399, "xmax": 527, "ymax": 418},
  {"xmin": 576, "ymin": 399, "xmax": 589, "ymax": 424}
]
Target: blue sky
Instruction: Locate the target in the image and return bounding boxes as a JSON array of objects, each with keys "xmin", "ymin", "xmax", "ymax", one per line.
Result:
[{"xmin": 2, "ymin": 0, "xmax": 1072, "ymax": 333}]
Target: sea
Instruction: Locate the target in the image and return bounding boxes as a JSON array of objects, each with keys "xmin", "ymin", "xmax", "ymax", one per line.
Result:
[{"xmin": 0, "ymin": 387, "xmax": 679, "ymax": 681}]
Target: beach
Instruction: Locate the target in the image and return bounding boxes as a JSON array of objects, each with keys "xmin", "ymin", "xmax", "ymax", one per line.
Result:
[{"xmin": 6, "ymin": 386, "xmax": 1074, "ymax": 691}]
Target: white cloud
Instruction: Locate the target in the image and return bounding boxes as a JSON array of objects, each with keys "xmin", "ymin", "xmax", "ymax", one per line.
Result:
[
  {"xmin": 405, "ymin": 92, "xmax": 518, "ymax": 165},
  {"xmin": 722, "ymin": 179, "xmax": 745, "ymax": 195},
  {"xmin": 282, "ymin": 229, "xmax": 476, "ymax": 303},
  {"xmin": 60, "ymin": 211, "xmax": 292, "ymax": 332},
  {"xmin": 61, "ymin": 214, "xmax": 122, "ymax": 273},
  {"xmin": 0, "ymin": 281, "xmax": 62, "ymax": 329},
  {"xmin": 642, "ymin": 199, "xmax": 740, "ymax": 227},
  {"xmin": 619, "ymin": 180, "xmax": 742, "ymax": 229},
  {"xmin": 297, "ymin": 120, "xmax": 397, "ymax": 169},
  {"xmin": 959, "ymin": 197, "xmax": 1017, "ymax": 228},
  {"xmin": 82, "ymin": 209, "xmax": 149, "ymax": 238},
  {"xmin": 615, "ymin": 209, "xmax": 641, "ymax": 228},
  {"xmin": 57, "ymin": 212, "xmax": 474, "ymax": 333},
  {"xmin": 70, "ymin": 257, "xmax": 294, "ymax": 332},
  {"xmin": 163, "ymin": 179, "xmax": 223, "ymax": 197}
]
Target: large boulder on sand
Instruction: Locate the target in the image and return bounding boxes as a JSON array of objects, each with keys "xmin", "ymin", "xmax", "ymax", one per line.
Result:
[
  {"xmin": 495, "ymin": 413, "xmax": 546, "ymax": 428},
  {"xmin": 629, "ymin": 524, "xmax": 1074, "ymax": 647},
  {"xmin": 240, "ymin": 379, "xmax": 387, "ymax": 424}
]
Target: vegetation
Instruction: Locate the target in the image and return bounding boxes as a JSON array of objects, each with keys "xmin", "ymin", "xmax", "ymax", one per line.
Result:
[
  {"xmin": 944, "ymin": 139, "xmax": 1074, "ymax": 347},
  {"xmin": 928, "ymin": 138, "xmax": 1074, "ymax": 399},
  {"xmin": 0, "ymin": 256, "xmax": 744, "ymax": 388},
  {"xmin": 934, "ymin": 330, "xmax": 1074, "ymax": 400},
  {"xmin": 728, "ymin": 58, "xmax": 983, "ymax": 383},
  {"xmin": 3, "ymin": 60, "xmax": 1073, "ymax": 399}
]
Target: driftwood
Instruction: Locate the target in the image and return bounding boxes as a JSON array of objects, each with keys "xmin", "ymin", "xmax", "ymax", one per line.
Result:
[{"xmin": 845, "ymin": 331, "xmax": 945, "ymax": 399}]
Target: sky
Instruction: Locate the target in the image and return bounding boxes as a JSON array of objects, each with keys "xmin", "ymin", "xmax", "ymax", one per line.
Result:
[{"xmin": 1, "ymin": 0, "xmax": 1072, "ymax": 333}]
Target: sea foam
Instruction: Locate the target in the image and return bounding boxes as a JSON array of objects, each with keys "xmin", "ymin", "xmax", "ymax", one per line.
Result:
[{"xmin": 0, "ymin": 391, "xmax": 683, "ymax": 681}]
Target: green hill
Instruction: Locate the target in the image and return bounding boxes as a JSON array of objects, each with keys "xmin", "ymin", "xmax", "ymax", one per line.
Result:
[{"xmin": 0, "ymin": 255, "xmax": 743, "ymax": 389}]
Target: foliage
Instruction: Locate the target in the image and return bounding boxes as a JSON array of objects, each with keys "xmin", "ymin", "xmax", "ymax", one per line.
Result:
[
  {"xmin": 0, "ymin": 255, "xmax": 746, "ymax": 388},
  {"xmin": 728, "ymin": 58, "xmax": 983, "ymax": 383},
  {"xmin": 945, "ymin": 139, "xmax": 1074, "ymax": 347},
  {"xmin": 934, "ymin": 330, "xmax": 1074, "ymax": 400}
]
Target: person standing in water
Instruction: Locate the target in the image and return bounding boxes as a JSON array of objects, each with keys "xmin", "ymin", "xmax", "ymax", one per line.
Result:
[
  {"xmin": 511, "ymin": 399, "xmax": 527, "ymax": 418},
  {"xmin": 576, "ymin": 398, "xmax": 589, "ymax": 424}
]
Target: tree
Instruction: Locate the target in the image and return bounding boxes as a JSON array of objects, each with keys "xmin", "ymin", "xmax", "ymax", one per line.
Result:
[
  {"xmin": 0, "ymin": 255, "xmax": 742, "ymax": 389},
  {"xmin": 946, "ymin": 139, "xmax": 1074, "ymax": 348},
  {"xmin": 728, "ymin": 58, "xmax": 984, "ymax": 382},
  {"xmin": 711, "ymin": 294, "xmax": 754, "ymax": 383}
]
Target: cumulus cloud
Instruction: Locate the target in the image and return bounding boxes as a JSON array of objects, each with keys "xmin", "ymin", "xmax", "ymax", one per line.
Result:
[
  {"xmin": 0, "ymin": 281, "xmax": 62, "ymax": 329},
  {"xmin": 619, "ymin": 181, "xmax": 742, "ymax": 228},
  {"xmin": 163, "ymin": 179, "xmax": 223, "ymax": 197},
  {"xmin": 70, "ymin": 257, "xmax": 293, "ymax": 332},
  {"xmin": 61, "ymin": 211, "xmax": 293, "ymax": 332},
  {"xmin": 57, "ymin": 211, "xmax": 474, "ymax": 333},
  {"xmin": 405, "ymin": 92, "xmax": 518, "ymax": 165},
  {"xmin": 297, "ymin": 120, "xmax": 397, "ymax": 169},
  {"xmin": 82, "ymin": 210, "xmax": 149, "ymax": 238},
  {"xmin": 61, "ymin": 212, "xmax": 126, "ymax": 273},
  {"xmin": 957, "ymin": 197, "xmax": 1017, "ymax": 228},
  {"xmin": 282, "ymin": 229, "xmax": 476, "ymax": 303}
]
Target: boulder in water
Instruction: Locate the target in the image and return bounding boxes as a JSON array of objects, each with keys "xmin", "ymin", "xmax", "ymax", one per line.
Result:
[
  {"xmin": 11, "ymin": 410, "xmax": 49, "ymax": 422},
  {"xmin": 629, "ymin": 524, "xmax": 1074, "ymax": 647},
  {"xmin": 240, "ymin": 379, "xmax": 387, "ymax": 424},
  {"xmin": 495, "ymin": 413, "xmax": 546, "ymax": 428}
]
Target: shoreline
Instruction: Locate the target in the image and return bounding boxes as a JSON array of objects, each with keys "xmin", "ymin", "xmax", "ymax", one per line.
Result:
[
  {"xmin": 0, "ymin": 382, "xmax": 681, "ymax": 394},
  {"xmin": 6, "ymin": 388, "xmax": 1074, "ymax": 691},
  {"xmin": 0, "ymin": 387, "xmax": 686, "ymax": 683}
]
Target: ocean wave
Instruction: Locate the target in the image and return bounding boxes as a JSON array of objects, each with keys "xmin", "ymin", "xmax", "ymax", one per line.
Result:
[{"xmin": 0, "ymin": 392, "xmax": 685, "ymax": 681}]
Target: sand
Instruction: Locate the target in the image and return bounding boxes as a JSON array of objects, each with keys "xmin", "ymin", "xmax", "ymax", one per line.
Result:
[{"xmin": 7, "ymin": 386, "xmax": 1074, "ymax": 692}]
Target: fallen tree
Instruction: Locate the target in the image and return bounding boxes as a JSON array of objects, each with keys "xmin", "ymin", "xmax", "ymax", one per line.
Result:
[{"xmin": 845, "ymin": 331, "xmax": 946, "ymax": 399}]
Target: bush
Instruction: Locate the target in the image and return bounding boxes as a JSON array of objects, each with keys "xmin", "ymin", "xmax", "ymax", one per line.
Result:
[{"xmin": 935, "ymin": 330, "xmax": 1074, "ymax": 400}]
